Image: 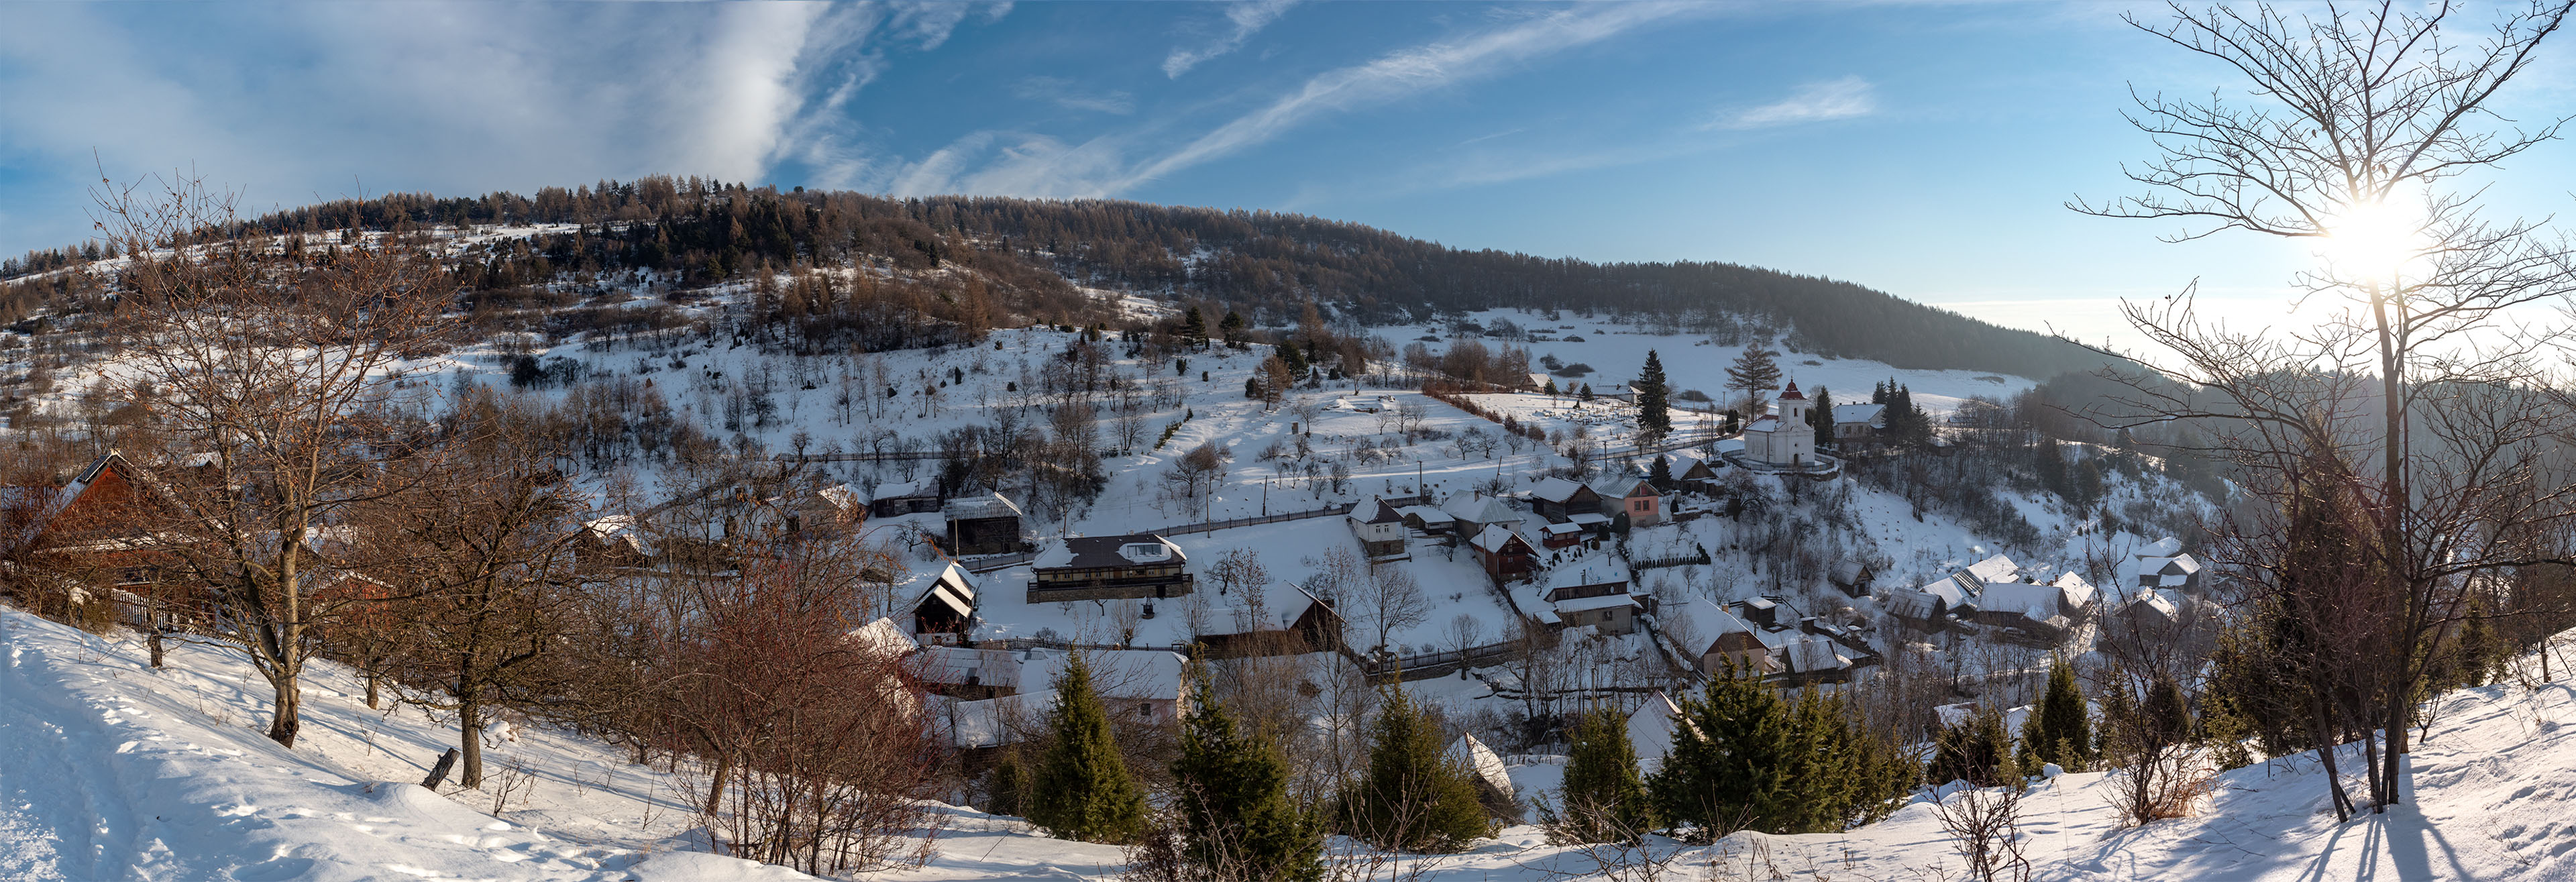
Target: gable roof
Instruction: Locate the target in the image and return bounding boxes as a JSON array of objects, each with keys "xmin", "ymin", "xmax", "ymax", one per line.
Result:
[
  {"xmin": 1978, "ymin": 582, "xmax": 2063, "ymax": 621},
  {"xmin": 1446, "ymin": 734, "xmax": 1513, "ymax": 798},
  {"xmin": 945, "ymin": 492, "xmax": 1023, "ymax": 520},
  {"xmin": 1470, "ymin": 524, "xmax": 1529, "ymax": 554},
  {"xmin": 1442, "ymin": 493, "xmax": 1519, "ymax": 525},
  {"xmin": 1352, "ymin": 498, "xmax": 1405, "ymax": 525},
  {"xmin": 1962, "ymin": 554, "xmax": 2021, "ymax": 586},
  {"xmin": 2051, "ymin": 571, "xmax": 2099, "ymax": 608},
  {"xmin": 1660, "ymin": 598, "xmax": 1752, "ymax": 656},
  {"xmin": 1589, "ymin": 476, "xmax": 1654, "ymax": 499},
  {"xmin": 1531, "ymin": 477, "xmax": 1596, "ymax": 505},
  {"xmin": 1831, "ymin": 403, "xmax": 1886, "ymax": 426}
]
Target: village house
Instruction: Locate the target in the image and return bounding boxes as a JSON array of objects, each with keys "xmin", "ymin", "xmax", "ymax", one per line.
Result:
[
  {"xmin": 2133, "ymin": 537, "xmax": 2205, "ymax": 593},
  {"xmin": 1664, "ymin": 452, "xmax": 1722, "ymax": 494},
  {"xmin": 1831, "ymin": 402, "xmax": 1886, "ymax": 445},
  {"xmin": 0, "ymin": 450, "xmax": 196, "ymax": 618},
  {"xmin": 1027, "ymin": 533, "xmax": 1193, "ymax": 602},
  {"xmin": 899, "ymin": 558, "xmax": 981, "ymax": 643},
  {"xmin": 1739, "ymin": 382, "xmax": 1817, "ymax": 467},
  {"xmin": 866, "ymin": 479, "xmax": 943, "ymax": 518},
  {"xmin": 1023, "ymin": 649, "xmax": 1190, "ymax": 726},
  {"xmin": 1447, "ymin": 733, "xmax": 1518, "ymax": 820},
  {"xmin": 1589, "ymin": 475, "xmax": 1662, "ymax": 527},
  {"xmin": 1659, "ymin": 598, "xmax": 1785, "ymax": 675},
  {"xmin": 1442, "ymin": 491, "xmax": 1523, "ymax": 537},
  {"xmin": 1969, "ymin": 571, "xmax": 2101, "ymax": 648},
  {"xmin": 943, "ymin": 492, "xmax": 1026, "ymax": 557},
  {"xmin": 1346, "ymin": 498, "xmax": 1409, "ymax": 561},
  {"xmin": 1193, "ymin": 582, "xmax": 1346, "ymax": 658},
  {"xmin": 1470, "ymin": 525, "xmax": 1539, "ymax": 585},
  {"xmin": 1529, "ymin": 477, "xmax": 1603, "ymax": 521},
  {"xmin": 1542, "ymin": 560, "xmax": 1640, "ymax": 635}
]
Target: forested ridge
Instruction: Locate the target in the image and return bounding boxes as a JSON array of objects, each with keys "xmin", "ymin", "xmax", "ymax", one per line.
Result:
[{"xmin": 3, "ymin": 175, "xmax": 2110, "ymax": 378}]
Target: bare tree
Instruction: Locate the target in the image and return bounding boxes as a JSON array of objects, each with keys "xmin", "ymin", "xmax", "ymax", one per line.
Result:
[
  {"xmin": 94, "ymin": 173, "xmax": 457, "ymax": 748},
  {"xmin": 1444, "ymin": 614, "xmax": 1486, "ymax": 679},
  {"xmin": 2072, "ymin": 0, "xmax": 2576, "ymax": 815},
  {"xmin": 1931, "ymin": 780, "xmax": 2031, "ymax": 882},
  {"xmin": 1352, "ymin": 565, "xmax": 1432, "ymax": 653}
]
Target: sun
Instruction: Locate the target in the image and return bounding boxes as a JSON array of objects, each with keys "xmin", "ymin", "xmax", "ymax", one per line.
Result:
[{"xmin": 2320, "ymin": 199, "xmax": 2428, "ymax": 282}]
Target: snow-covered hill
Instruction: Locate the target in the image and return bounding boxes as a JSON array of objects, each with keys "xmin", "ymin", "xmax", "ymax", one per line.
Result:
[{"xmin": 7, "ymin": 603, "xmax": 2576, "ymax": 880}]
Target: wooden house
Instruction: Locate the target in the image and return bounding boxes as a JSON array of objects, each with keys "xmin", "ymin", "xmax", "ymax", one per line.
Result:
[
  {"xmin": 1469, "ymin": 525, "xmax": 1538, "ymax": 585},
  {"xmin": 1028, "ymin": 533, "xmax": 1193, "ymax": 602},
  {"xmin": 1529, "ymin": 477, "xmax": 1601, "ymax": 521},
  {"xmin": 867, "ymin": 479, "xmax": 942, "ymax": 518},
  {"xmin": 1666, "ymin": 453, "xmax": 1721, "ymax": 494},
  {"xmin": 943, "ymin": 492, "xmax": 1026, "ymax": 557},
  {"xmin": 1196, "ymin": 582, "xmax": 1346, "ymax": 658}
]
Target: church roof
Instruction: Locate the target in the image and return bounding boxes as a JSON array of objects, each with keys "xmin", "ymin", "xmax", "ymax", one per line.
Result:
[{"xmin": 1777, "ymin": 381, "xmax": 1806, "ymax": 400}]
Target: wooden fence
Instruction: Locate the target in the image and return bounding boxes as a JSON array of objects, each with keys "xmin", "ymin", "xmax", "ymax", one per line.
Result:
[{"xmin": 1147, "ymin": 501, "xmax": 1356, "ymax": 537}]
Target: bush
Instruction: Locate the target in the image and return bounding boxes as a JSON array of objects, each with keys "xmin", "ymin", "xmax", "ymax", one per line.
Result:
[{"xmin": 1342, "ymin": 686, "xmax": 1490, "ymax": 852}]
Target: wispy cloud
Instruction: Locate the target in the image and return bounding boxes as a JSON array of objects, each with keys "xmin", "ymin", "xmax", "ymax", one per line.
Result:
[
  {"xmin": 1012, "ymin": 76, "xmax": 1136, "ymax": 115},
  {"xmin": 1163, "ymin": 0, "xmax": 1299, "ymax": 78},
  {"xmin": 1120, "ymin": 2, "xmax": 1701, "ymax": 189},
  {"xmin": 1715, "ymin": 75, "xmax": 1876, "ymax": 129}
]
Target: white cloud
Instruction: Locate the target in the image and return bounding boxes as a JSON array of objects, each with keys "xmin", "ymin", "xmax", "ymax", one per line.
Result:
[
  {"xmin": 1163, "ymin": 0, "xmax": 1299, "ymax": 78},
  {"xmin": 1717, "ymin": 75, "xmax": 1876, "ymax": 129},
  {"xmin": 1120, "ymin": 1, "xmax": 1701, "ymax": 189},
  {"xmin": 1013, "ymin": 76, "xmax": 1137, "ymax": 115}
]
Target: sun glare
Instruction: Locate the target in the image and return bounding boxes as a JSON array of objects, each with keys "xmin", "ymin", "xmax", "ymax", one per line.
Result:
[{"xmin": 2320, "ymin": 199, "xmax": 2427, "ymax": 281}]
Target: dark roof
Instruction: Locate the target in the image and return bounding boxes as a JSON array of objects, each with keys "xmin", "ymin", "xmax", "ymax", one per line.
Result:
[{"xmin": 1034, "ymin": 533, "xmax": 1185, "ymax": 570}]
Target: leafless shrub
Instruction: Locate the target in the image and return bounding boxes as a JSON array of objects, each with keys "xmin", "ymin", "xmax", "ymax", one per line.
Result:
[{"xmin": 1931, "ymin": 782, "xmax": 2030, "ymax": 882}]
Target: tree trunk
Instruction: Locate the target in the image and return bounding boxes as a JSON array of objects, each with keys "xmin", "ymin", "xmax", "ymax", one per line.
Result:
[
  {"xmin": 704, "ymin": 752, "xmax": 733, "ymax": 817},
  {"xmin": 460, "ymin": 693, "xmax": 483, "ymax": 790},
  {"xmin": 2371, "ymin": 282, "xmax": 2411, "ymax": 809},
  {"xmin": 366, "ymin": 669, "xmax": 380, "ymax": 710},
  {"xmin": 266, "ymin": 671, "xmax": 302, "ymax": 747}
]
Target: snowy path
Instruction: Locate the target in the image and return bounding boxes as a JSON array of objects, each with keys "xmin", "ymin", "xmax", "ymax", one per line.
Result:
[{"xmin": 0, "ymin": 627, "xmax": 141, "ymax": 881}]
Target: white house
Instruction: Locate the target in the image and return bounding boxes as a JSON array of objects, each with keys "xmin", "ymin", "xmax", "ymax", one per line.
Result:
[
  {"xmin": 1347, "ymin": 498, "xmax": 1409, "ymax": 560},
  {"xmin": 1831, "ymin": 403, "xmax": 1886, "ymax": 442},
  {"xmin": 1741, "ymin": 382, "xmax": 1817, "ymax": 467}
]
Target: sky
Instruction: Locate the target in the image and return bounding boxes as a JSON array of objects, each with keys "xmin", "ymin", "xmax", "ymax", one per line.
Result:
[{"xmin": 3, "ymin": 1, "xmax": 2573, "ymax": 352}]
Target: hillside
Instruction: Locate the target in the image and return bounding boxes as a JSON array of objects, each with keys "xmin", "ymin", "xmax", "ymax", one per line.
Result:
[
  {"xmin": 0, "ymin": 178, "xmax": 2115, "ymax": 380},
  {"xmin": 6, "ymin": 600, "xmax": 2573, "ymax": 881}
]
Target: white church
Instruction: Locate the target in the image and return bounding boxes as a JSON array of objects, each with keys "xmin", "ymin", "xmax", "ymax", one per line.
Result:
[{"xmin": 1741, "ymin": 381, "xmax": 1815, "ymax": 467}]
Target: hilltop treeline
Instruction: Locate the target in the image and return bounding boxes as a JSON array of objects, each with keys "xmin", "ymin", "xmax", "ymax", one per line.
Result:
[{"xmin": 6, "ymin": 175, "xmax": 2110, "ymax": 377}]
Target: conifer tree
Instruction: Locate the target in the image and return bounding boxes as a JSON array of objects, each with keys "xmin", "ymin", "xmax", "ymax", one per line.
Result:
[
  {"xmin": 1724, "ymin": 345, "xmax": 1783, "ymax": 407},
  {"xmin": 1181, "ymin": 307, "xmax": 1207, "ymax": 348},
  {"xmin": 1344, "ymin": 685, "xmax": 1490, "ymax": 852},
  {"xmin": 1809, "ymin": 386, "xmax": 1834, "ymax": 449},
  {"xmin": 1930, "ymin": 705, "xmax": 2012, "ymax": 787},
  {"xmin": 1648, "ymin": 455, "xmax": 1674, "ymax": 492},
  {"xmin": 1549, "ymin": 706, "xmax": 1653, "ymax": 844},
  {"xmin": 1027, "ymin": 655, "xmax": 1148, "ymax": 843},
  {"xmin": 1171, "ymin": 672, "xmax": 1324, "ymax": 880},
  {"xmin": 1635, "ymin": 349, "xmax": 1671, "ymax": 439},
  {"xmin": 2021, "ymin": 658, "xmax": 2093, "ymax": 771},
  {"xmin": 1649, "ymin": 663, "xmax": 1793, "ymax": 840}
]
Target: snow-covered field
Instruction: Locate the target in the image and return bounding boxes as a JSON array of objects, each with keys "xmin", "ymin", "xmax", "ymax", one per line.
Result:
[{"xmin": 8, "ymin": 602, "xmax": 2576, "ymax": 880}]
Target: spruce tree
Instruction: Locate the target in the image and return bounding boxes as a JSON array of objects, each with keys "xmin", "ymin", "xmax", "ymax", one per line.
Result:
[
  {"xmin": 1172, "ymin": 673, "xmax": 1324, "ymax": 880},
  {"xmin": 1930, "ymin": 705, "xmax": 2012, "ymax": 787},
  {"xmin": 1550, "ymin": 707, "xmax": 1652, "ymax": 844},
  {"xmin": 1724, "ymin": 345, "xmax": 1782, "ymax": 406},
  {"xmin": 1649, "ymin": 663, "xmax": 1793, "ymax": 840},
  {"xmin": 1344, "ymin": 685, "xmax": 1490, "ymax": 852},
  {"xmin": 1027, "ymin": 654, "xmax": 1148, "ymax": 843},
  {"xmin": 1635, "ymin": 349, "xmax": 1672, "ymax": 439},
  {"xmin": 2023, "ymin": 658, "xmax": 2093, "ymax": 771},
  {"xmin": 1648, "ymin": 455, "xmax": 1674, "ymax": 492},
  {"xmin": 1809, "ymin": 386, "xmax": 1834, "ymax": 450}
]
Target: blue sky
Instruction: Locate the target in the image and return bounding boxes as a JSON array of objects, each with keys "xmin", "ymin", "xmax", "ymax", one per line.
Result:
[{"xmin": 3, "ymin": 1, "xmax": 2572, "ymax": 348}]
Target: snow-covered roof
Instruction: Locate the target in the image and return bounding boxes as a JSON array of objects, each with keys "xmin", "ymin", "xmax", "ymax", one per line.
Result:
[
  {"xmin": 874, "ymin": 478, "xmax": 935, "ymax": 501},
  {"xmin": 1744, "ymin": 415, "xmax": 1783, "ymax": 433},
  {"xmin": 1351, "ymin": 498, "xmax": 1405, "ymax": 525},
  {"xmin": 1831, "ymin": 403, "xmax": 1886, "ymax": 426},
  {"xmin": 1783, "ymin": 637, "xmax": 1851, "ymax": 673},
  {"xmin": 1193, "ymin": 582, "xmax": 1330, "ymax": 637},
  {"xmin": 2134, "ymin": 554, "xmax": 2202, "ymax": 588},
  {"xmin": 818, "ymin": 484, "xmax": 865, "ymax": 514},
  {"xmin": 1442, "ymin": 493, "xmax": 1519, "ymax": 526},
  {"xmin": 1022, "ymin": 650, "xmax": 1187, "ymax": 702},
  {"xmin": 1446, "ymin": 734, "xmax": 1513, "ymax": 798},
  {"xmin": 1660, "ymin": 598, "xmax": 1753, "ymax": 655},
  {"xmin": 1531, "ymin": 477, "xmax": 1593, "ymax": 504},
  {"xmin": 1554, "ymin": 593, "xmax": 1642, "ymax": 614},
  {"xmin": 1978, "ymin": 582, "xmax": 2063, "ymax": 621},
  {"xmin": 1917, "ymin": 575, "xmax": 1972, "ymax": 608},
  {"xmin": 945, "ymin": 492, "xmax": 1024, "ymax": 521},
  {"xmin": 1567, "ymin": 512, "xmax": 1612, "ymax": 527},
  {"xmin": 1470, "ymin": 524, "xmax": 1527, "ymax": 553},
  {"xmin": 1627, "ymin": 692, "xmax": 1685, "ymax": 771},
  {"xmin": 2051, "ymin": 571, "xmax": 2098, "ymax": 608},
  {"xmin": 1542, "ymin": 521, "xmax": 1585, "ymax": 536},
  {"xmin": 1962, "ymin": 554, "xmax": 2021, "ymax": 586},
  {"xmin": 847, "ymin": 617, "xmax": 916, "ymax": 657},
  {"xmin": 1590, "ymin": 476, "xmax": 1652, "ymax": 499},
  {"xmin": 1668, "ymin": 451, "xmax": 1716, "ymax": 476},
  {"xmin": 1546, "ymin": 563, "xmax": 1627, "ymax": 592},
  {"xmin": 913, "ymin": 646, "xmax": 1023, "ymax": 690},
  {"xmin": 1397, "ymin": 505, "xmax": 1455, "ymax": 524},
  {"xmin": 2137, "ymin": 536, "xmax": 2184, "ymax": 558},
  {"xmin": 950, "ymin": 690, "xmax": 1055, "ymax": 749}
]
